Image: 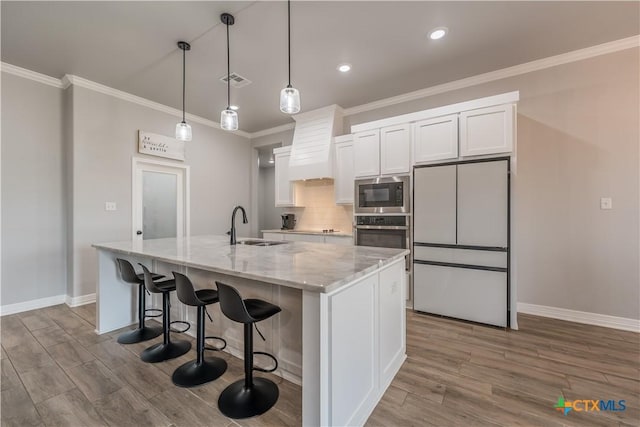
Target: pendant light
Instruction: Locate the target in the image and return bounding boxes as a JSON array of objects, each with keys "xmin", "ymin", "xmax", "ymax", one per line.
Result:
[
  {"xmin": 279, "ymin": 0, "xmax": 300, "ymax": 114},
  {"xmin": 175, "ymin": 41, "xmax": 192, "ymax": 141},
  {"xmin": 220, "ymin": 13, "xmax": 238, "ymax": 131}
]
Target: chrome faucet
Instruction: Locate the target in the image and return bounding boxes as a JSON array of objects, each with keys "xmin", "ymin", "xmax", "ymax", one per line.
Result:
[{"xmin": 229, "ymin": 205, "xmax": 248, "ymax": 245}]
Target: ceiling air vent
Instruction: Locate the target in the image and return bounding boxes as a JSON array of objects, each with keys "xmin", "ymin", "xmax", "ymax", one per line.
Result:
[{"xmin": 219, "ymin": 72, "xmax": 252, "ymax": 88}]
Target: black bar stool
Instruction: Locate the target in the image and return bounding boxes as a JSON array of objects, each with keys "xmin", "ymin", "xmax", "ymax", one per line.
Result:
[
  {"xmin": 215, "ymin": 282, "xmax": 282, "ymax": 419},
  {"xmin": 115, "ymin": 258, "xmax": 163, "ymax": 344},
  {"xmin": 171, "ymin": 272, "xmax": 228, "ymax": 387},
  {"xmin": 139, "ymin": 264, "xmax": 191, "ymax": 363}
]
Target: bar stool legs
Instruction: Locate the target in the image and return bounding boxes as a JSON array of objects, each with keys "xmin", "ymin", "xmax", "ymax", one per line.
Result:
[
  {"xmin": 140, "ymin": 291, "xmax": 191, "ymax": 363},
  {"xmin": 218, "ymin": 323, "xmax": 279, "ymax": 419},
  {"xmin": 117, "ymin": 283, "xmax": 163, "ymax": 344},
  {"xmin": 172, "ymin": 305, "xmax": 227, "ymax": 387}
]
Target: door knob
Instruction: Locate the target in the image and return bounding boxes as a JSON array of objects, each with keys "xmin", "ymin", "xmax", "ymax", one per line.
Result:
[{"xmin": 136, "ymin": 230, "xmax": 142, "ymax": 235}]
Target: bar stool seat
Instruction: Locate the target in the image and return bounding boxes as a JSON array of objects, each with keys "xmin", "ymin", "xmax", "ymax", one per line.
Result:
[
  {"xmin": 171, "ymin": 272, "xmax": 227, "ymax": 388},
  {"xmin": 139, "ymin": 264, "xmax": 191, "ymax": 363},
  {"xmin": 115, "ymin": 259, "xmax": 163, "ymax": 344},
  {"xmin": 216, "ymin": 282, "xmax": 282, "ymax": 419}
]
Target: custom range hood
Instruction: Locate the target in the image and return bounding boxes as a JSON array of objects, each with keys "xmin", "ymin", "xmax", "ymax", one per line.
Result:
[{"xmin": 288, "ymin": 104, "xmax": 343, "ymax": 181}]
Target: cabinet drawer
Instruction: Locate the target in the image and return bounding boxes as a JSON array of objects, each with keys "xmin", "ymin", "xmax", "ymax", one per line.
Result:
[
  {"xmin": 413, "ymin": 246, "xmax": 507, "ymax": 269},
  {"xmin": 413, "ymin": 264, "xmax": 507, "ymax": 327}
]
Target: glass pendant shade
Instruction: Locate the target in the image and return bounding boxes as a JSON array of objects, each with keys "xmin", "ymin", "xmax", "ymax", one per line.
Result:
[
  {"xmin": 175, "ymin": 121, "xmax": 192, "ymax": 141},
  {"xmin": 280, "ymin": 86, "xmax": 301, "ymax": 114},
  {"xmin": 221, "ymin": 108, "xmax": 238, "ymax": 131}
]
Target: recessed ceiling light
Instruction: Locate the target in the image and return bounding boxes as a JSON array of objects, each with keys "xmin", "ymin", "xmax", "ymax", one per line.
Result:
[
  {"xmin": 229, "ymin": 105, "xmax": 239, "ymax": 111},
  {"xmin": 429, "ymin": 27, "xmax": 448, "ymax": 40},
  {"xmin": 337, "ymin": 64, "xmax": 351, "ymax": 73}
]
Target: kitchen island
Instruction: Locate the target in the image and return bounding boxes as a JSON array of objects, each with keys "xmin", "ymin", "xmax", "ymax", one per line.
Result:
[{"xmin": 93, "ymin": 235, "xmax": 408, "ymax": 426}]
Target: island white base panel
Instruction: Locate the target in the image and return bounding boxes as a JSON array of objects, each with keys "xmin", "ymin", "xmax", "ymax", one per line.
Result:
[{"xmin": 96, "ymin": 250, "xmax": 406, "ymax": 426}]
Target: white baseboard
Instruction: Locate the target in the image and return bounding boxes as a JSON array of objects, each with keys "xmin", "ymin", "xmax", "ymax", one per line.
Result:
[
  {"xmin": 65, "ymin": 293, "xmax": 96, "ymax": 308},
  {"xmin": 0, "ymin": 294, "xmax": 66, "ymax": 316},
  {"xmin": 518, "ymin": 303, "xmax": 640, "ymax": 333}
]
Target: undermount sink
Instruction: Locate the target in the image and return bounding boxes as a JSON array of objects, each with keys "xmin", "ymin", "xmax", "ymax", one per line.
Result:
[{"xmin": 238, "ymin": 240, "xmax": 289, "ymax": 247}]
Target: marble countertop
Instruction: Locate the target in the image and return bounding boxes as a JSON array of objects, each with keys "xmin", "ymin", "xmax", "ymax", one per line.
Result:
[
  {"xmin": 261, "ymin": 229, "xmax": 353, "ymax": 237},
  {"xmin": 93, "ymin": 235, "xmax": 408, "ymax": 293}
]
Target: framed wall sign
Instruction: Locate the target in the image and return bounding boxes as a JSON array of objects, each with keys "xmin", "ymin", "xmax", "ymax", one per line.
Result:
[{"xmin": 138, "ymin": 131, "xmax": 185, "ymax": 161}]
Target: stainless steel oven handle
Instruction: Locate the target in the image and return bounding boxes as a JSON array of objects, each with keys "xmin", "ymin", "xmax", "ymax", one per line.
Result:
[{"xmin": 354, "ymin": 225, "xmax": 409, "ymax": 230}]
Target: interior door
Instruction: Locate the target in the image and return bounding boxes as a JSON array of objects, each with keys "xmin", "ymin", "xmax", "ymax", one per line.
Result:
[
  {"xmin": 457, "ymin": 160, "xmax": 508, "ymax": 247},
  {"xmin": 133, "ymin": 159, "xmax": 188, "ymax": 242}
]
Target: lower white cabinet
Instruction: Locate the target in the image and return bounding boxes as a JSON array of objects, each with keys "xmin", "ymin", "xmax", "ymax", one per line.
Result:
[
  {"xmin": 459, "ymin": 104, "xmax": 514, "ymax": 157},
  {"xmin": 334, "ymin": 137, "xmax": 355, "ymax": 204},
  {"xmin": 412, "ymin": 114, "xmax": 459, "ymax": 164},
  {"xmin": 262, "ymin": 231, "xmax": 353, "ymax": 245}
]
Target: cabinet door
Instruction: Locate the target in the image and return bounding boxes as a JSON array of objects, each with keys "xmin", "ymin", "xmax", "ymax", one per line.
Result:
[
  {"xmin": 413, "ymin": 165, "xmax": 457, "ymax": 245},
  {"xmin": 457, "ymin": 160, "xmax": 508, "ymax": 247},
  {"xmin": 275, "ymin": 152, "xmax": 296, "ymax": 207},
  {"xmin": 334, "ymin": 141, "xmax": 355, "ymax": 204},
  {"xmin": 459, "ymin": 104, "xmax": 514, "ymax": 156},
  {"xmin": 353, "ymin": 130, "xmax": 380, "ymax": 178},
  {"xmin": 380, "ymin": 124, "xmax": 411, "ymax": 175},
  {"xmin": 413, "ymin": 114, "xmax": 458, "ymax": 164},
  {"xmin": 324, "ymin": 235, "xmax": 353, "ymax": 245}
]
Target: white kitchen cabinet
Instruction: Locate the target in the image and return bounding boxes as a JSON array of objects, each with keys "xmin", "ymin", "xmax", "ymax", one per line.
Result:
[
  {"xmin": 334, "ymin": 137, "xmax": 355, "ymax": 204},
  {"xmin": 262, "ymin": 232, "xmax": 285, "ymax": 241},
  {"xmin": 459, "ymin": 104, "xmax": 514, "ymax": 157},
  {"xmin": 282, "ymin": 233, "xmax": 325, "ymax": 243},
  {"xmin": 274, "ymin": 147, "xmax": 301, "ymax": 207},
  {"xmin": 412, "ymin": 114, "xmax": 459, "ymax": 164},
  {"xmin": 380, "ymin": 124, "xmax": 411, "ymax": 175},
  {"xmin": 353, "ymin": 129, "xmax": 380, "ymax": 178},
  {"xmin": 325, "ymin": 235, "xmax": 353, "ymax": 245}
]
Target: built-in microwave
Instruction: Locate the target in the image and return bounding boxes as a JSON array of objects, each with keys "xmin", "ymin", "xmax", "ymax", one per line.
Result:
[{"xmin": 354, "ymin": 176, "xmax": 410, "ymax": 214}]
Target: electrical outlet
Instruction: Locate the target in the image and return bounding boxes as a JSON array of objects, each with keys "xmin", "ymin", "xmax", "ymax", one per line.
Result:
[
  {"xmin": 105, "ymin": 202, "xmax": 117, "ymax": 211},
  {"xmin": 600, "ymin": 197, "xmax": 612, "ymax": 210}
]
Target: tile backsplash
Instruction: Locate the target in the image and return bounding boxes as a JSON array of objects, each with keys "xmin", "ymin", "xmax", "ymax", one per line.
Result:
[{"xmin": 288, "ymin": 179, "xmax": 353, "ymax": 234}]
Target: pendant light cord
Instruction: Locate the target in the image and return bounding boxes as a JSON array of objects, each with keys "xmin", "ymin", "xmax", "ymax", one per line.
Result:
[
  {"xmin": 287, "ymin": 0, "xmax": 291, "ymax": 88},
  {"xmin": 226, "ymin": 21, "xmax": 231, "ymax": 109},
  {"xmin": 182, "ymin": 46, "xmax": 186, "ymax": 123}
]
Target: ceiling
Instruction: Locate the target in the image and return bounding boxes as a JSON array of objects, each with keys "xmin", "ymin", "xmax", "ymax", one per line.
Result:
[{"xmin": 2, "ymin": 2, "xmax": 638, "ymax": 133}]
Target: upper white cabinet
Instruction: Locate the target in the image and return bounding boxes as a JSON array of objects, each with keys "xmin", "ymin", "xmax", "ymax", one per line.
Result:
[
  {"xmin": 334, "ymin": 136, "xmax": 355, "ymax": 205},
  {"xmin": 274, "ymin": 146, "xmax": 302, "ymax": 207},
  {"xmin": 353, "ymin": 129, "xmax": 380, "ymax": 178},
  {"xmin": 412, "ymin": 114, "xmax": 459, "ymax": 164},
  {"xmin": 459, "ymin": 104, "xmax": 514, "ymax": 157},
  {"xmin": 380, "ymin": 124, "xmax": 411, "ymax": 175}
]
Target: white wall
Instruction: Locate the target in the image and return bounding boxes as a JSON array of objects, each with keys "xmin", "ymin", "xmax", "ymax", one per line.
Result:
[
  {"xmin": 1, "ymin": 72, "xmax": 67, "ymax": 305},
  {"xmin": 68, "ymin": 85, "xmax": 252, "ymax": 298}
]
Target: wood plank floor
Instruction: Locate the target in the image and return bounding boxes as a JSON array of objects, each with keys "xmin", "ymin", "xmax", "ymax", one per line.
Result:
[{"xmin": 1, "ymin": 304, "xmax": 638, "ymax": 426}]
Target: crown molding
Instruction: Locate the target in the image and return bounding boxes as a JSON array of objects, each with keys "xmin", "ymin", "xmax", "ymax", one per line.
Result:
[
  {"xmin": 63, "ymin": 74, "xmax": 251, "ymax": 138},
  {"xmin": 1, "ymin": 62, "xmax": 65, "ymax": 89},
  {"xmin": 249, "ymin": 35, "xmax": 640, "ymax": 138},
  {"xmin": 249, "ymin": 122, "xmax": 295, "ymax": 139}
]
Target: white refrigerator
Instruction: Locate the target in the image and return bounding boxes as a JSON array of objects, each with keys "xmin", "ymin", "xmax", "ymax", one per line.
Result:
[{"xmin": 413, "ymin": 158, "xmax": 510, "ymax": 327}]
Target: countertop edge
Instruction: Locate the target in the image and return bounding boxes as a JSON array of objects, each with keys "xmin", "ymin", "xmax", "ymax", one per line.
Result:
[
  {"xmin": 261, "ymin": 230, "xmax": 353, "ymax": 237},
  {"xmin": 93, "ymin": 243, "xmax": 408, "ymax": 294}
]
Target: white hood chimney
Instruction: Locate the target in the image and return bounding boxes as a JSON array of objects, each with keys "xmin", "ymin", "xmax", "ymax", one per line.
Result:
[{"xmin": 288, "ymin": 105, "xmax": 343, "ymax": 181}]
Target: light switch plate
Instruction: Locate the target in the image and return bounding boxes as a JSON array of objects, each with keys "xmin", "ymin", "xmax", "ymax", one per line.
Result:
[
  {"xmin": 600, "ymin": 197, "xmax": 612, "ymax": 210},
  {"xmin": 105, "ymin": 202, "xmax": 117, "ymax": 211}
]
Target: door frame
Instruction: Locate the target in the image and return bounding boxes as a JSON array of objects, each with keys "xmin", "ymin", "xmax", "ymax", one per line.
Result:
[{"xmin": 131, "ymin": 157, "xmax": 190, "ymax": 241}]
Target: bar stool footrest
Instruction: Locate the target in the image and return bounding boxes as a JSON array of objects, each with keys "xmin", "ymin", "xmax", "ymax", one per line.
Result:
[
  {"xmin": 204, "ymin": 336, "xmax": 227, "ymax": 352},
  {"xmin": 169, "ymin": 320, "xmax": 191, "ymax": 334},
  {"xmin": 252, "ymin": 351, "xmax": 278, "ymax": 373},
  {"xmin": 144, "ymin": 308, "xmax": 163, "ymax": 318}
]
